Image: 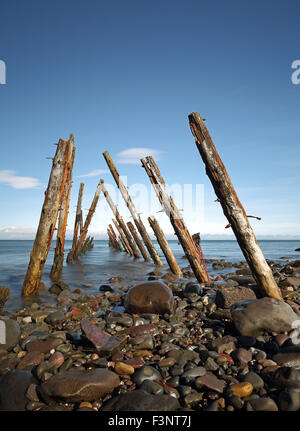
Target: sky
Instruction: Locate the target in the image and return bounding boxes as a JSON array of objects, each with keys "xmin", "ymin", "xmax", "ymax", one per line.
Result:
[{"xmin": 0, "ymin": 0, "xmax": 299, "ymax": 240}]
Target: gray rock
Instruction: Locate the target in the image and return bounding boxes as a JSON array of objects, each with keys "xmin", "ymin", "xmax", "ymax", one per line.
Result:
[
  {"xmin": 241, "ymin": 372, "xmax": 264, "ymax": 391},
  {"xmin": 140, "ymin": 379, "xmax": 164, "ymax": 395},
  {"xmin": 45, "ymin": 311, "xmax": 66, "ymax": 325},
  {"xmin": 271, "ymin": 367, "xmax": 300, "ymax": 389},
  {"xmin": 100, "ymin": 389, "xmax": 180, "ymax": 411},
  {"xmin": 0, "ymin": 317, "xmax": 21, "ymax": 351},
  {"xmin": 0, "ymin": 370, "xmax": 37, "ymax": 411},
  {"xmin": 216, "ymin": 286, "xmax": 256, "ymax": 309},
  {"xmin": 231, "ymin": 298, "xmax": 300, "ymax": 337},
  {"xmin": 272, "ymin": 352, "xmax": 300, "ymax": 369},
  {"xmin": 278, "ymin": 389, "xmax": 300, "ymax": 411},
  {"xmin": 132, "ymin": 365, "xmax": 162, "ymax": 386},
  {"xmin": 246, "ymin": 397, "xmax": 278, "ymax": 411}
]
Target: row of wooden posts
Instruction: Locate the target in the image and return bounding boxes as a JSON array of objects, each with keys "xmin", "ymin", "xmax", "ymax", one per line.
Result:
[{"xmin": 21, "ymin": 113, "xmax": 283, "ymax": 301}]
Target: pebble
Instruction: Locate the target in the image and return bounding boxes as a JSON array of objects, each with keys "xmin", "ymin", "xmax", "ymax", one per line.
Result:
[
  {"xmin": 115, "ymin": 362, "xmax": 135, "ymax": 375},
  {"xmin": 229, "ymin": 382, "xmax": 253, "ymax": 398}
]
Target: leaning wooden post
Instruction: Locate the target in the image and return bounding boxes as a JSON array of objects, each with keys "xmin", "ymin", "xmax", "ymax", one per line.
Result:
[
  {"xmin": 188, "ymin": 112, "xmax": 282, "ymax": 300},
  {"xmin": 50, "ymin": 136, "xmax": 75, "ymax": 280},
  {"xmin": 100, "ymin": 180, "xmax": 141, "ymax": 259},
  {"xmin": 67, "ymin": 182, "xmax": 84, "ymax": 264},
  {"xmin": 103, "ymin": 151, "xmax": 163, "ymax": 266},
  {"xmin": 141, "ymin": 156, "xmax": 210, "ymax": 283},
  {"xmin": 73, "ymin": 181, "xmax": 102, "ymax": 259},
  {"xmin": 113, "ymin": 219, "xmax": 133, "ymax": 255},
  {"xmin": 109, "ymin": 224, "xmax": 124, "ymax": 251},
  {"xmin": 127, "ymin": 221, "xmax": 150, "ymax": 261},
  {"xmin": 148, "ymin": 216, "xmax": 182, "ymax": 276},
  {"xmin": 107, "ymin": 228, "xmax": 116, "ymax": 248},
  {"xmin": 22, "ymin": 136, "xmax": 72, "ymax": 296}
]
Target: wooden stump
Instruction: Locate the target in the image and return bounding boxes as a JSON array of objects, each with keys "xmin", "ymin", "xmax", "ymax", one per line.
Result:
[{"xmin": 67, "ymin": 182, "xmax": 84, "ymax": 264}]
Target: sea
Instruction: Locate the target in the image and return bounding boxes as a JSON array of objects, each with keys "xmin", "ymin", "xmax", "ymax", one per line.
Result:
[{"xmin": 0, "ymin": 239, "xmax": 299, "ymax": 313}]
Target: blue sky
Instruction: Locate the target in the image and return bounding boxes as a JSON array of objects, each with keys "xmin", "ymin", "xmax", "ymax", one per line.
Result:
[{"xmin": 0, "ymin": 0, "xmax": 299, "ymax": 239}]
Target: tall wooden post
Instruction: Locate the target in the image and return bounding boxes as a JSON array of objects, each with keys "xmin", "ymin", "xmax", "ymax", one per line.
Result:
[
  {"xmin": 67, "ymin": 183, "xmax": 84, "ymax": 264},
  {"xmin": 102, "ymin": 151, "xmax": 163, "ymax": 266},
  {"xmin": 113, "ymin": 219, "xmax": 133, "ymax": 255},
  {"xmin": 22, "ymin": 135, "xmax": 73, "ymax": 296},
  {"xmin": 109, "ymin": 224, "xmax": 124, "ymax": 251},
  {"xmin": 148, "ymin": 216, "xmax": 181, "ymax": 276},
  {"xmin": 127, "ymin": 221, "xmax": 150, "ymax": 261},
  {"xmin": 100, "ymin": 180, "xmax": 141, "ymax": 259},
  {"xmin": 73, "ymin": 181, "xmax": 102, "ymax": 259},
  {"xmin": 107, "ymin": 228, "xmax": 116, "ymax": 248},
  {"xmin": 50, "ymin": 136, "xmax": 75, "ymax": 280},
  {"xmin": 141, "ymin": 156, "xmax": 210, "ymax": 283},
  {"xmin": 188, "ymin": 112, "xmax": 282, "ymax": 300}
]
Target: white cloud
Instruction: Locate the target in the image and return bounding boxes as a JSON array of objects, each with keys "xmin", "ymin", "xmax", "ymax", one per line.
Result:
[
  {"xmin": 77, "ymin": 169, "xmax": 109, "ymax": 178},
  {"xmin": 116, "ymin": 147, "xmax": 165, "ymax": 165},
  {"xmin": 0, "ymin": 170, "xmax": 41, "ymax": 189}
]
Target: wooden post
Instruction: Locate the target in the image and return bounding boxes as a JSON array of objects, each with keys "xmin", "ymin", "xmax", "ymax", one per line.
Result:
[
  {"xmin": 73, "ymin": 181, "xmax": 102, "ymax": 259},
  {"xmin": 127, "ymin": 221, "xmax": 150, "ymax": 261},
  {"xmin": 67, "ymin": 183, "xmax": 84, "ymax": 264},
  {"xmin": 22, "ymin": 136, "xmax": 73, "ymax": 296},
  {"xmin": 109, "ymin": 224, "xmax": 124, "ymax": 251},
  {"xmin": 148, "ymin": 216, "xmax": 181, "ymax": 276},
  {"xmin": 188, "ymin": 112, "xmax": 283, "ymax": 299},
  {"xmin": 113, "ymin": 219, "xmax": 133, "ymax": 255},
  {"xmin": 107, "ymin": 228, "xmax": 116, "ymax": 248},
  {"xmin": 141, "ymin": 156, "xmax": 210, "ymax": 283},
  {"xmin": 50, "ymin": 136, "xmax": 75, "ymax": 279},
  {"xmin": 103, "ymin": 151, "xmax": 163, "ymax": 266},
  {"xmin": 100, "ymin": 180, "xmax": 141, "ymax": 259}
]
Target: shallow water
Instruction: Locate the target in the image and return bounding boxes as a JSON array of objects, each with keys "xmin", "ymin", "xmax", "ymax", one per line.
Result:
[{"xmin": 0, "ymin": 239, "xmax": 299, "ymax": 313}]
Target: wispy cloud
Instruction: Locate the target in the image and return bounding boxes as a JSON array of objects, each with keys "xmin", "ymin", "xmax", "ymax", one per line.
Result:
[
  {"xmin": 77, "ymin": 169, "xmax": 108, "ymax": 178},
  {"xmin": 116, "ymin": 147, "xmax": 166, "ymax": 165},
  {"xmin": 0, "ymin": 170, "xmax": 41, "ymax": 189}
]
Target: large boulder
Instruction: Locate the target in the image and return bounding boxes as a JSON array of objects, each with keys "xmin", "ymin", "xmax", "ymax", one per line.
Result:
[
  {"xmin": 0, "ymin": 317, "xmax": 21, "ymax": 351},
  {"xmin": 100, "ymin": 389, "xmax": 180, "ymax": 411},
  {"xmin": 0, "ymin": 370, "xmax": 37, "ymax": 411},
  {"xmin": 215, "ymin": 286, "xmax": 256, "ymax": 309},
  {"xmin": 39, "ymin": 368, "xmax": 120, "ymax": 404},
  {"xmin": 231, "ymin": 298, "xmax": 300, "ymax": 337},
  {"xmin": 124, "ymin": 281, "xmax": 175, "ymax": 315}
]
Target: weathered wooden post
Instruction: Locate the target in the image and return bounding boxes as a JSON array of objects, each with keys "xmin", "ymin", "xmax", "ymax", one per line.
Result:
[
  {"xmin": 73, "ymin": 181, "xmax": 102, "ymax": 259},
  {"xmin": 50, "ymin": 137, "xmax": 75, "ymax": 279},
  {"xmin": 22, "ymin": 135, "xmax": 73, "ymax": 296},
  {"xmin": 188, "ymin": 112, "xmax": 282, "ymax": 300},
  {"xmin": 113, "ymin": 219, "xmax": 133, "ymax": 255},
  {"xmin": 67, "ymin": 183, "xmax": 84, "ymax": 264},
  {"xmin": 141, "ymin": 156, "xmax": 210, "ymax": 283},
  {"xmin": 103, "ymin": 151, "xmax": 163, "ymax": 266},
  {"xmin": 108, "ymin": 224, "xmax": 124, "ymax": 251},
  {"xmin": 148, "ymin": 216, "xmax": 181, "ymax": 276},
  {"xmin": 107, "ymin": 228, "xmax": 115, "ymax": 248},
  {"xmin": 127, "ymin": 221, "xmax": 150, "ymax": 261},
  {"xmin": 100, "ymin": 180, "xmax": 141, "ymax": 259}
]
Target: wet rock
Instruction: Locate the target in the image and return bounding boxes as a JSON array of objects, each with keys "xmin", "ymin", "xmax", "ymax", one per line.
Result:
[
  {"xmin": 48, "ymin": 352, "xmax": 65, "ymax": 369},
  {"xmin": 45, "ymin": 311, "xmax": 66, "ymax": 325},
  {"xmin": 278, "ymin": 389, "xmax": 300, "ymax": 411},
  {"xmin": 101, "ymin": 389, "xmax": 180, "ymax": 411},
  {"xmin": 0, "ymin": 370, "xmax": 37, "ymax": 411},
  {"xmin": 120, "ymin": 323, "xmax": 160, "ymax": 338},
  {"xmin": 246, "ymin": 397, "xmax": 278, "ymax": 411},
  {"xmin": 0, "ymin": 357, "xmax": 18, "ymax": 375},
  {"xmin": 210, "ymin": 335, "xmax": 237, "ymax": 353},
  {"xmin": 280, "ymin": 277, "xmax": 300, "ymax": 289},
  {"xmin": 231, "ymin": 298, "xmax": 300, "ymax": 337},
  {"xmin": 114, "ymin": 362, "xmax": 135, "ymax": 375},
  {"xmin": 195, "ymin": 375, "xmax": 225, "ymax": 393},
  {"xmin": 229, "ymin": 382, "xmax": 253, "ymax": 398},
  {"xmin": 233, "ymin": 348, "xmax": 252, "ymax": 364},
  {"xmin": 49, "ymin": 281, "xmax": 70, "ymax": 295},
  {"xmin": 0, "ymin": 317, "xmax": 21, "ymax": 350},
  {"xmin": 132, "ymin": 365, "xmax": 162, "ymax": 386},
  {"xmin": 228, "ymin": 275, "xmax": 256, "ymax": 285},
  {"xmin": 183, "ymin": 283, "xmax": 202, "ymax": 296},
  {"xmin": 99, "ymin": 285, "xmax": 113, "ymax": 292},
  {"xmin": 80, "ymin": 318, "xmax": 126, "ymax": 356},
  {"xmin": 241, "ymin": 372, "xmax": 264, "ymax": 391},
  {"xmin": 124, "ymin": 281, "xmax": 175, "ymax": 315},
  {"xmin": 17, "ymin": 351, "xmax": 45, "ymax": 370},
  {"xmin": 216, "ymin": 286, "xmax": 256, "ymax": 309},
  {"xmin": 272, "ymin": 352, "xmax": 300, "ymax": 368},
  {"xmin": 26, "ymin": 337, "xmax": 62, "ymax": 354},
  {"xmin": 39, "ymin": 368, "xmax": 120, "ymax": 403},
  {"xmin": 140, "ymin": 379, "xmax": 164, "ymax": 395},
  {"xmin": 132, "ymin": 334, "xmax": 153, "ymax": 350}
]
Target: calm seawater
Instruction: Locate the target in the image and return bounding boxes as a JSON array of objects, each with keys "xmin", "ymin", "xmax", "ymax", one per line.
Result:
[{"xmin": 0, "ymin": 240, "xmax": 299, "ymax": 312}]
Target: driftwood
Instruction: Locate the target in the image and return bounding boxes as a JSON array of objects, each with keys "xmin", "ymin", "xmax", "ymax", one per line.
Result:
[
  {"xmin": 100, "ymin": 180, "xmax": 141, "ymax": 259},
  {"xmin": 141, "ymin": 156, "xmax": 210, "ymax": 283},
  {"xmin": 50, "ymin": 138, "xmax": 75, "ymax": 279},
  {"xmin": 67, "ymin": 182, "xmax": 84, "ymax": 264},
  {"xmin": 127, "ymin": 221, "xmax": 150, "ymax": 261},
  {"xmin": 148, "ymin": 216, "xmax": 181, "ymax": 276},
  {"xmin": 73, "ymin": 181, "xmax": 102, "ymax": 259},
  {"xmin": 22, "ymin": 135, "xmax": 73, "ymax": 296},
  {"xmin": 188, "ymin": 112, "xmax": 282, "ymax": 300},
  {"xmin": 103, "ymin": 151, "xmax": 162, "ymax": 266}
]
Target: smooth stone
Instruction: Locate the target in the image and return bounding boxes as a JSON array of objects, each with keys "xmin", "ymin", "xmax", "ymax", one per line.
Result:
[
  {"xmin": 49, "ymin": 281, "xmax": 70, "ymax": 295},
  {"xmin": 0, "ymin": 357, "xmax": 18, "ymax": 375},
  {"xmin": 39, "ymin": 368, "xmax": 120, "ymax": 403},
  {"xmin": 181, "ymin": 367, "xmax": 207, "ymax": 379},
  {"xmin": 115, "ymin": 362, "xmax": 135, "ymax": 375},
  {"xmin": 231, "ymin": 298, "xmax": 300, "ymax": 337},
  {"xmin": 184, "ymin": 391, "xmax": 202, "ymax": 406},
  {"xmin": 241, "ymin": 372, "xmax": 264, "ymax": 391},
  {"xmin": 124, "ymin": 281, "xmax": 175, "ymax": 315},
  {"xmin": 183, "ymin": 283, "xmax": 202, "ymax": 296},
  {"xmin": 159, "ymin": 357, "xmax": 176, "ymax": 367},
  {"xmin": 26, "ymin": 337, "xmax": 62, "ymax": 354},
  {"xmin": 278, "ymin": 389, "xmax": 300, "ymax": 411},
  {"xmin": 271, "ymin": 367, "xmax": 300, "ymax": 389},
  {"xmin": 210, "ymin": 335, "xmax": 237, "ymax": 353},
  {"xmin": 17, "ymin": 351, "xmax": 45, "ymax": 370},
  {"xmin": 0, "ymin": 370, "xmax": 37, "ymax": 411},
  {"xmin": 140, "ymin": 379, "xmax": 164, "ymax": 395},
  {"xmin": 195, "ymin": 375, "xmax": 225, "ymax": 393},
  {"xmin": 228, "ymin": 275, "xmax": 256, "ymax": 285},
  {"xmin": 272, "ymin": 352, "xmax": 300, "ymax": 368},
  {"xmin": 280, "ymin": 277, "xmax": 300, "ymax": 289},
  {"xmin": 229, "ymin": 382, "xmax": 253, "ymax": 398},
  {"xmin": 132, "ymin": 365, "xmax": 162, "ymax": 386},
  {"xmin": 234, "ymin": 347, "xmax": 252, "ymax": 364},
  {"xmin": 48, "ymin": 352, "xmax": 65, "ymax": 369},
  {"xmin": 133, "ymin": 334, "xmax": 153, "ymax": 350},
  {"xmin": 45, "ymin": 311, "xmax": 66, "ymax": 325},
  {"xmin": 101, "ymin": 389, "xmax": 180, "ymax": 411},
  {"xmin": 246, "ymin": 397, "xmax": 278, "ymax": 411},
  {"xmin": 0, "ymin": 317, "xmax": 21, "ymax": 351}
]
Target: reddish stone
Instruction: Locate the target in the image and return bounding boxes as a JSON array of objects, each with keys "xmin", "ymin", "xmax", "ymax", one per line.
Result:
[
  {"xmin": 195, "ymin": 375, "xmax": 225, "ymax": 394},
  {"xmin": 120, "ymin": 323, "xmax": 160, "ymax": 338},
  {"xmin": 122, "ymin": 358, "xmax": 145, "ymax": 369},
  {"xmin": 26, "ymin": 337, "xmax": 62, "ymax": 354},
  {"xmin": 17, "ymin": 352, "xmax": 44, "ymax": 370},
  {"xmin": 219, "ymin": 353, "xmax": 234, "ymax": 365}
]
